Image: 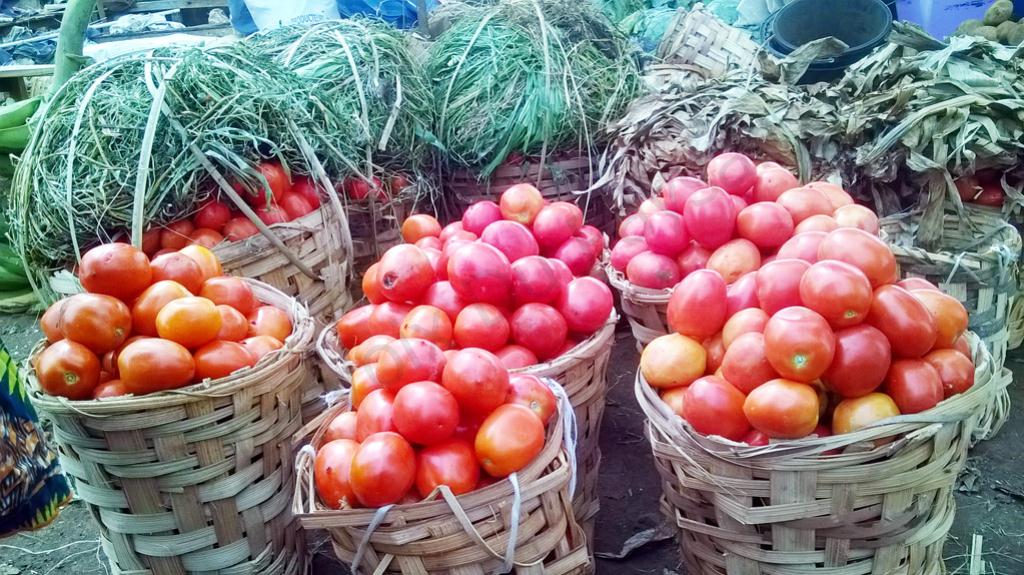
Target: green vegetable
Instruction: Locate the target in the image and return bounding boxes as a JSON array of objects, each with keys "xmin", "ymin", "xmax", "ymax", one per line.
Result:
[
  {"xmin": 977, "ymin": 25, "xmax": 1000, "ymax": 41},
  {"xmin": 983, "ymin": 0, "xmax": 1013, "ymax": 26},
  {"xmin": 0, "ymin": 97, "xmax": 39, "ymax": 130},
  {"xmin": 0, "ymin": 124, "xmax": 28, "ymax": 151}
]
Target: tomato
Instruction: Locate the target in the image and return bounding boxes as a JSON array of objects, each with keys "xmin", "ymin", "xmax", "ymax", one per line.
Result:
[
  {"xmin": 674, "ymin": 243, "xmax": 709, "ymax": 277},
  {"xmin": 78, "ymin": 243, "xmax": 152, "ymax": 301},
  {"xmin": 356, "ymin": 389, "xmax": 397, "ymax": 440},
  {"xmin": 92, "ymin": 379, "xmax": 127, "ymax": 399},
  {"xmin": 343, "ymin": 176, "xmax": 384, "ymax": 202},
  {"xmin": 817, "ymin": 228, "xmax": 897, "ymax": 288},
  {"xmin": 213, "ymin": 305, "xmax": 248, "ymax": 342},
  {"xmin": 741, "ymin": 429, "xmax": 769, "ymax": 446},
  {"xmin": 777, "ymin": 231, "xmax": 827, "ymax": 263},
  {"xmin": 350, "ymin": 432, "xmax": 416, "ymax": 507},
  {"xmin": 35, "ymin": 340, "xmax": 100, "ymax": 400},
  {"xmin": 736, "ymin": 202, "xmax": 795, "ymax": 250},
  {"xmin": 194, "ymin": 200, "xmax": 232, "ymax": 232},
  {"xmin": 348, "ymin": 335, "xmax": 396, "ymax": 367},
  {"xmin": 500, "ymin": 183, "xmax": 545, "ymax": 225},
  {"xmin": 398, "ymin": 305, "xmax": 452, "ymax": 349},
  {"xmin": 453, "ymin": 303, "xmax": 510, "ymax": 351},
  {"xmin": 532, "ymin": 202, "xmax": 583, "ymax": 253},
  {"xmin": 726, "ymin": 272, "xmax": 759, "ymax": 316},
  {"xmin": 315, "ymin": 439, "xmax": 359, "ymax": 509},
  {"xmin": 867, "ymin": 285, "xmax": 938, "ymax": 358},
  {"xmin": 369, "ymin": 301, "xmax": 412, "ymax": 339},
  {"xmin": 558, "ymin": 277, "xmax": 613, "ymax": 336},
  {"xmin": 553, "ymin": 236, "xmax": 597, "ymax": 276},
  {"xmin": 660, "ymin": 386, "xmax": 687, "ymax": 418},
  {"xmin": 401, "ymin": 214, "xmax": 442, "ymax": 244},
  {"xmin": 323, "ymin": 411, "xmax": 358, "ymax": 443},
  {"xmin": 118, "ymin": 338, "xmax": 195, "ymax": 394},
  {"xmin": 643, "ymin": 210, "xmax": 690, "ymax": 256},
  {"xmin": 351, "ymin": 364, "xmax": 383, "ymax": 408},
  {"xmin": 776, "ymin": 187, "xmax": 833, "ymax": 224},
  {"xmin": 442, "ymin": 348, "xmax": 510, "ymax": 415},
  {"xmin": 661, "ymin": 176, "xmax": 706, "ymax": 213},
  {"xmin": 681, "ymin": 376, "xmax": 749, "ymax": 440},
  {"xmin": 131, "ymin": 282, "xmax": 188, "ymax": 338},
  {"xmin": 794, "ymin": 214, "xmax": 838, "ymax": 234},
  {"xmin": 392, "ymin": 381, "xmax": 460, "ymax": 446},
  {"xmin": 161, "ymin": 220, "xmax": 195, "ymax": 251},
  {"xmin": 910, "ymin": 289, "xmax": 968, "ymax": 349},
  {"xmin": 756, "ymin": 259, "xmax": 810, "ymax": 315},
  {"xmin": 40, "ymin": 298, "xmax": 68, "ymax": 343},
  {"xmin": 150, "ymin": 252, "xmax": 203, "ymax": 294},
  {"xmin": 178, "ymin": 245, "xmax": 223, "ymax": 283},
  {"xmin": 618, "ymin": 214, "xmax": 645, "ymax": 237},
  {"xmin": 640, "ymin": 333, "xmax": 706, "ymax": 388},
  {"xmin": 421, "ymin": 281, "xmax": 468, "ymax": 324},
  {"xmin": 375, "ymin": 338, "xmax": 447, "ymax": 392},
  {"xmin": 798, "ymin": 260, "xmax": 873, "ymax": 329},
  {"xmin": 336, "ymin": 305, "xmax": 375, "ymax": 348},
  {"xmin": 198, "ymin": 277, "xmax": 256, "ymax": 316},
  {"xmin": 439, "ymin": 221, "xmax": 466, "ymax": 243},
  {"xmin": 475, "ymin": 404, "xmax": 545, "ymax": 477},
  {"xmin": 60, "ymin": 293, "xmax": 131, "ymax": 355},
  {"xmin": 355, "ymin": 263, "xmax": 383, "ymax": 305},
  {"xmin": 506, "ymin": 374, "xmax": 557, "ymax": 424},
  {"xmin": 743, "ymin": 378, "xmax": 819, "ymax": 438},
  {"xmin": 156, "ymin": 296, "xmax": 222, "ymax": 349},
  {"xmin": 707, "ymin": 153, "xmax": 757, "ymax": 196},
  {"xmin": 833, "ymin": 204, "xmax": 879, "ymax": 235},
  {"xmin": 972, "ymin": 185, "xmax": 1004, "ymax": 207},
  {"xmin": 721, "ymin": 333, "xmax": 778, "ymax": 394},
  {"xmin": 763, "ymin": 307, "xmax": 835, "ymax": 383},
  {"xmin": 494, "ymin": 345, "xmax": 536, "ymax": 370},
  {"xmin": 279, "ymin": 192, "xmax": 315, "ymax": 220},
  {"xmin": 806, "ymin": 181, "xmax": 854, "ymax": 210},
  {"xmin": 141, "ymin": 227, "xmax": 162, "ymax": 256},
  {"xmin": 511, "ymin": 256, "xmax": 560, "ymax": 306},
  {"xmin": 832, "ymin": 392, "xmax": 900, "ymax": 434},
  {"xmin": 884, "ymin": 359, "xmax": 943, "ymax": 414},
  {"xmin": 626, "ymin": 251, "xmax": 681, "ymax": 289},
  {"xmin": 639, "ymin": 197, "xmax": 665, "ymax": 217},
  {"xmin": 576, "ymin": 225, "xmax": 605, "ymax": 258},
  {"xmin": 722, "ymin": 308, "xmax": 768, "ymax": 349},
  {"xmin": 481, "ymin": 220, "xmax": 540, "ymax": 263},
  {"xmin": 924, "ymin": 349, "xmax": 975, "ymax": 398},
  {"xmin": 683, "ymin": 187, "xmax": 735, "ymax": 249},
  {"xmin": 897, "ymin": 277, "xmax": 939, "ymax": 292},
  {"xmin": 706, "ymin": 239, "xmax": 761, "ymax": 284},
  {"xmin": 416, "ymin": 439, "xmax": 480, "ymax": 497},
  {"xmin": 193, "ymin": 340, "xmax": 255, "ymax": 381},
  {"xmin": 189, "ymin": 228, "xmax": 225, "ymax": 249},
  {"xmin": 378, "ymin": 244, "xmax": 435, "ymax": 303},
  {"xmin": 448, "ymin": 243, "xmax": 513, "ymax": 306},
  {"xmin": 292, "ymin": 176, "xmax": 322, "ymax": 209},
  {"xmin": 509, "ymin": 303, "xmax": 568, "ymax": 360},
  {"xmin": 822, "ymin": 324, "xmax": 891, "ymax": 398},
  {"xmin": 240, "ymin": 335, "xmax": 283, "ymax": 363},
  {"xmin": 461, "ymin": 200, "xmax": 503, "ymax": 236},
  {"xmin": 223, "ymin": 217, "xmax": 259, "ymax": 241},
  {"xmin": 753, "ymin": 167, "xmax": 799, "ymax": 202},
  {"xmin": 703, "ymin": 334, "xmax": 725, "ymax": 374}
]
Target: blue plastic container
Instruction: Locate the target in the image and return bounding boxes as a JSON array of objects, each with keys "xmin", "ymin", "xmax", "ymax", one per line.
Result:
[{"xmin": 896, "ymin": 0, "xmax": 989, "ymax": 39}]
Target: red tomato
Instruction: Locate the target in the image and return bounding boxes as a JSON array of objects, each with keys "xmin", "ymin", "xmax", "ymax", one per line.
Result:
[
  {"xmin": 416, "ymin": 439, "xmax": 480, "ymax": 497},
  {"xmin": 833, "ymin": 204, "xmax": 879, "ymax": 235},
  {"xmin": 722, "ymin": 308, "xmax": 769, "ymax": 349},
  {"xmin": 794, "ymin": 214, "xmax": 838, "ymax": 234},
  {"xmin": 576, "ymin": 225, "xmax": 605, "ymax": 258},
  {"xmin": 753, "ymin": 167, "xmax": 799, "ymax": 202},
  {"xmin": 897, "ymin": 277, "xmax": 940, "ymax": 292},
  {"xmin": 736, "ymin": 202, "xmax": 795, "ymax": 250},
  {"xmin": 682, "ymin": 376, "xmax": 749, "ymax": 440},
  {"xmin": 368, "ymin": 301, "xmax": 413, "ymax": 338},
  {"xmin": 533, "ymin": 202, "xmax": 584, "ymax": 253},
  {"xmin": 707, "ymin": 153, "xmax": 757, "ymax": 196},
  {"xmin": 422, "ymin": 281, "xmax": 468, "ymax": 323},
  {"xmin": 189, "ymin": 228, "xmax": 225, "ymax": 249},
  {"xmin": 817, "ymin": 228, "xmax": 897, "ymax": 288},
  {"xmin": 416, "ymin": 236, "xmax": 444, "ymax": 252},
  {"xmin": 323, "ymin": 411, "xmax": 358, "ymax": 443},
  {"xmin": 777, "ymin": 187, "xmax": 833, "ymax": 223},
  {"xmin": 193, "ymin": 340, "xmax": 255, "ymax": 381},
  {"xmin": 350, "ymin": 432, "xmax": 416, "ymax": 507},
  {"xmin": 40, "ymin": 299, "xmax": 67, "ymax": 343},
  {"xmin": 362, "ymin": 263, "xmax": 385, "ymax": 304},
  {"xmin": 703, "ymin": 333, "xmax": 725, "ymax": 374},
  {"xmin": 707, "ymin": 239, "xmax": 761, "ymax": 284},
  {"xmin": 884, "ymin": 359, "xmax": 943, "ymax": 414},
  {"xmin": 481, "ymin": 220, "xmax": 540, "ymax": 263},
  {"xmin": 400, "ymin": 305, "xmax": 453, "ymax": 349},
  {"xmin": 506, "ymin": 374, "xmax": 557, "ymax": 424},
  {"xmin": 356, "ymin": 389, "xmax": 397, "ymax": 440},
  {"xmin": 756, "ymin": 259, "xmax": 810, "ymax": 315},
  {"xmin": 667, "ymin": 270, "xmax": 728, "ymax": 340},
  {"xmin": 644, "ymin": 210, "xmax": 690, "ymax": 256},
  {"xmin": 511, "ymin": 256, "xmax": 560, "ymax": 306},
  {"xmin": 661, "ymin": 176, "xmax": 707, "ymax": 213},
  {"xmin": 336, "ymin": 305, "xmax": 375, "ymax": 348},
  {"xmin": 617, "ymin": 214, "xmax": 645, "ymax": 237},
  {"xmin": 832, "ymin": 393, "xmax": 900, "ymax": 434},
  {"xmin": 726, "ymin": 271, "xmax": 759, "ymax": 316},
  {"xmin": 684, "ymin": 187, "xmax": 735, "ymax": 249},
  {"xmin": 500, "ymin": 184, "xmax": 544, "ymax": 225},
  {"xmin": 822, "ymin": 324, "xmax": 892, "ymax": 398},
  {"xmin": 376, "ymin": 338, "xmax": 447, "ymax": 391},
  {"xmin": 240, "ymin": 335, "xmax": 283, "ymax": 363},
  {"xmin": 777, "ymin": 231, "xmax": 827, "ymax": 263},
  {"xmin": 92, "ymin": 379, "xmax": 127, "ymax": 399},
  {"xmin": 194, "ymin": 200, "xmax": 232, "ymax": 232},
  {"xmin": 160, "ymin": 220, "xmax": 195, "ymax": 250},
  {"xmin": 292, "ymin": 176, "xmax": 322, "ymax": 208},
  {"xmin": 377, "ymin": 244, "xmax": 435, "ymax": 303},
  {"xmin": 475, "ymin": 404, "xmax": 545, "ymax": 477},
  {"xmin": 798, "ymin": 260, "xmax": 873, "ymax": 328},
  {"xmin": 351, "ymin": 364, "xmax": 383, "ymax": 408},
  {"xmin": 626, "ymin": 251, "xmax": 681, "ymax": 289},
  {"xmin": 150, "ymin": 252, "xmax": 203, "ymax": 294},
  {"xmin": 972, "ymin": 184, "xmax": 1004, "ymax": 207},
  {"xmin": 401, "ymin": 214, "xmax": 442, "ymax": 243},
  {"xmin": 60, "ymin": 293, "xmax": 132, "ymax": 355},
  {"xmin": 661, "ymin": 386, "xmax": 688, "ymax": 418},
  {"xmin": 610, "ymin": 237, "xmax": 649, "ymax": 273},
  {"xmin": 497, "ymin": 345, "xmax": 538, "ymax": 369},
  {"xmin": 806, "ymin": 181, "xmax": 854, "ymax": 210},
  {"xmin": 509, "ymin": 303, "xmax": 568, "ymax": 360},
  {"xmin": 721, "ymin": 333, "xmax": 778, "ymax": 394},
  {"xmin": 35, "ymin": 340, "xmax": 101, "ymax": 400},
  {"xmin": 223, "ymin": 217, "xmax": 259, "ymax": 241},
  {"xmin": 247, "ymin": 305, "xmax": 291, "ymax": 342},
  {"xmin": 316, "ymin": 439, "xmax": 359, "ymax": 509},
  {"xmin": 348, "ymin": 335, "xmax": 396, "ymax": 367},
  {"xmin": 953, "ymin": 334, "xmax": 971, "ymax": 358},
  {"xmin": 78, "ymin": 243, "xmax": 152, "ymax": 301},
  {"xmin": 448, "ymin": 243, "xmax": 513, "ymax": 306},
  {"xmin": 250, "ymin": 161, "xmax": 291, "ymax": 206},
  {"xmin": 393, "ymin": 381, "xmax": 460, "ymax": 445},
  {"xmin": 279, "ymin": 192, "xmax": 315, "ymax": 220},
  {"xmin": 924, "ymin": 349, "xmax": 975, "ymax": 398},
  {"xmin": 743, "ymin": 379, "xmax": 819, "ymax": 438},
  {"xmin": 742, "ymin": 429, "xmax": 770, "ymax": 446},
  {"xmin": 867, "ymin": 285, "xmax": 938, "ymax": 358},
  {"xmin": 118, "ymin": 338, "xmax": 195, "ymax": 394},
  {"xmin": 676, "ymin": 243, "xmax": 711, "ymax": 276},
  {"xmin": 439, "ymin": 221, "xmax": 465, "ymax": 243},
  {"xmin": 454, "ymin": 303, "xmax": 510, "ymax": 351},
  {"xmin": 442, "ymin": 348, "xmax": 510, "ymax": 415},
  {"xmin": 343, "ymin": 176, "xmax": 384, "ymax": 202},
  {"xmin": 763, "ymin": 307, "xmax": 835, "ymax": 382},
  {"xmin": 552, "ymin": 236, "xmax": 598, "ymax": 276},
  {"xmin": 558, "ymin": 277, "xmax": 613, "ymax": 336},
  {"xmin": 462, "ymin": 200, "xmax": 504, "ymax": 236},
  {"xmin": 141, "ymin": 227, "xmax": 162, "ymax": 256},
  {"xmin": 910, "ymin": 289, "xmax": 968, "ymax": 349},
  {"xmin": 256, "ymin": 204, "xmax": 288, "ymax": 226},
  {"xmin": 641, "ymin": 333, "xmax": 707, "ymax": 388},
  {"xmin": 639, "ymin": 198, "xmax": 664, "ymax": 218}
]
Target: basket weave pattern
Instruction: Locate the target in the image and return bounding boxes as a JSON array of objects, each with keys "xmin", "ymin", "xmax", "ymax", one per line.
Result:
[
  {"xmin": 26, "ymin": 280, "xmax": 316, "ymax": 575},
  {"xmin": 655, "ymin": 6, "xmax": 760, "ymax": 79},
  {"xmin": 606, "ymin": 265, "xmax": 671, "ymax": 350},
  {"xmin": 347, "ymin": 192, "xmax": 416, "ymax": 281}
]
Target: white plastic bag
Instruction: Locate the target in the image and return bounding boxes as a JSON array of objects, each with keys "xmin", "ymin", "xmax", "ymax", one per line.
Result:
[{"xmin": 243, "ymin": 0, "xmax": 340, "ymax": 31}]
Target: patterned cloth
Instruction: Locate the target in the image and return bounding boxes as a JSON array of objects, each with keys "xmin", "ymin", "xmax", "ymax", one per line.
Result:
[{"xmin": 0, "ymin": 344, "xmax": 71, "ymax": 536}]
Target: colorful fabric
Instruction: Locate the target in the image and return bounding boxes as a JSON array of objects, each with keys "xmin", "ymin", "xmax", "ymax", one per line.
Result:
[{"xmin": 0, "ymin": 344, "xmax": 71, "ymax": 536}]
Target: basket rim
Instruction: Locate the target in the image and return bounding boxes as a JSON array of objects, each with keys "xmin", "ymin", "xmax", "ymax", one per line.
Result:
[
  {"xmin": 606, "ymin": 262, "xmax": 673, "ymax": 305},
  {"xmin": 26, "ymin": 277, "xmax": 315, "ymax": 415},
  {"xmin": 879, "ymin": 209, "xmax": 1023, "ymax": 266}
]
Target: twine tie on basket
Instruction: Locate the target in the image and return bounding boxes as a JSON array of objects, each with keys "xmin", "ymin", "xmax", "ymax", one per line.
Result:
[
  {"xmin": 321, "ymin": 389, "xmax": 348, "ymax": 408},
  {"xmin": 351, "ymin": 504, "xmax": 395, "ymax": 574},
  {"xmin": 294, "ymin": 444, "xmax": 317, "ymax": 515},
  {"xmin": 543, "ymin": 377, "xmax": 577, "ymax": 500},
  {"xmin": 433, "ymin": 475, "xmax": 527, "ymax": 573}
]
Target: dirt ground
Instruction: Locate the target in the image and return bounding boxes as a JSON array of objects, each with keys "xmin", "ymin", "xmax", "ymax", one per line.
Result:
[{"xmin": 1, "ymin": 318, "xmax": 1022, "ymax": 575}]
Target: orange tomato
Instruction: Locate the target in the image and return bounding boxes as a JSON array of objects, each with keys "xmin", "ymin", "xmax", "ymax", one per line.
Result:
[
  {"xmin": 910, "ymin": 289, "xmax": 969, "ymax": 349},
  {"xmin": 199, "ymin": 276, "xmax": 257, "ymax": 316},
  {"xmin": 149, "ymin": 252, "xmax": 204, "ymax": 294},
  {"xmin": 189, "ymin": 228, "xmax": 225, "ymax": 249},
  {"xmin": 240, "ymin": 335, "xmax": 284, "ymax": 362},
  {"xmin": 215, "ymin": 305, "xmax": 249, "ymax": 341},
  {"xmin": 179, "ymin": 244, "xmax": 223, "ymax": 282},
  {"xmin": 315, "ymin": 438, "xmax": 360, "ymax": 509},
  {"xmin": 60, "ymin": 293, "xmax": 132, "ymax": 355},
  {"xmin": 474, "ymin": 404, "xmax": 545, "ymax": 477},
  {"xmin": 156, "ymin": 296, "xmax": 222, "ymax": 349},
  {"xmin": 362, "ymin": 263, "xmax": 385, "ymax": 305},
  {"xmin": 351, "ymin": 363, "xmax": 383, "ymax": 408},
  {"xmin": 743, "ymin": 378, "xmax": 820, "ymax": 439},
  {"xmin": 323, "ymin": 411, "xmax": 358, "ymax": 443},
  {"xmin": 348, "ymin": 334, "xmax": 395, "ymax": 367},
  {"xmin": 34, "ymin": 340, "xmax": 100, "ymax": 400},
  {"xmin": 832, "ymin": 393, "xmax": 900, "ymax": 435},
  {"xmin": 193, "ymin": 340, "xmax": 255, "ymax": 381},
  {"xmin": 661, "ymin": 386, "xmax": 687, "ymax": 417},
  {"xmin": 640, "ymin": 333, "xmax": 706, "ymax": 388},
  {"xmin": 399, "ymin": 305, "xmax": 452, "ymax": 349},
  {"xmin": 40, "ymin": 297, "xmax": 68, "ymax": 343},
  {"xmin": 160, "ymin": 220, "xmax": 195, "ymax": 250},
  {"xmin": 131, "ymin": 280, "xmax": 191, "ymax": 336},
  {"xmin": 336, "ymin": 305, "xmax": 374, "ymax": 349},
  {"xmin": 92, "ymin": 379, "xmax": 128, "ymax": 399},
  {"xmin": 118, "ymin": 338, "xmax": 195, "ymax": 394},
  {"xmin": 78, "ymin": 243, "xmax": 152, "ymax": 301},
  {"xmin": 401, "ymin": 214, "xmax": 442, "ymax": 243},
  {"xmin": 247, "ymin": 305, "xmax": 291, "ymax": 341}
]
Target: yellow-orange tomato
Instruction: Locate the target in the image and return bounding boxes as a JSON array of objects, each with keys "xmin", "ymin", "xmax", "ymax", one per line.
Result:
[
  {"xmin": 401, "ymin": 214, "xmax": 442, "ymax": 243},
  {"xmin": 156, "ymin": 296, "xmax": 222, "ymax": 349},
  {"xmin": 348, "ymin": 335, "xmax": 396, "ymax": 367},
  {"xmin": 60, "ymin": 293, "xmax": 132, "ymax": 355},
  {"xmin": 34, "ymin": 340, "xmax": 100, "ymax": 400},
  {"xmin": 362, "ymin": 263, "xmax": 385, "ymax": 305},
  {"xmin": 193, "ymin": 340, "xmax": 255, "ymax": 381},
  {"xmin": 351, "ymin": 363, "xmax": 383, "ymax": 409},
  {"xmin": 640, "ymin": 333, "xmax": 707, "ymax": 388},
  {"xmin": 179, "ymin": 244, "xmax": 222, "ymax": 282},
  {"xmin": 910, "ymin": 289, "xmax": 969, "ymax": 349},
  {"xmin": 132, "ymin": 281, "xmax": 192, "ymax": 336},
  {"xmin": 832, "ymin": 392, "xmax": 900, "ymax": 435},
  {"xmin": 118, "ymin": 338, "xmax": 195, "ymax": 394},
  {"xmin": 247, "ymin": 305, "xmax": 291, "ymax": 342},
  {"xmin": 200, "ymin": 276, "xmax": 257, "ymax": 316},
  {"xmin": 215, "ymin": 305, "xmax": 249, "ymax": 341},
  {"xmin": 474, "ymin": 404, "xmax": 545, "ymax": 477},
  {"xmin": 40, "ymin": 297, "xmax": 68, "ymax": 343},
  {"xmin": 661, "ymin": 387, "xmax": 687, "ymax": 417},
  {"xmin": 240, "ymin": 335, "xmax": 283, "ymax": 362}
]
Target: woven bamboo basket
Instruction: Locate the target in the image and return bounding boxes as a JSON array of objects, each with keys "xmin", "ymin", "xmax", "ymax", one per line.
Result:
[
  {"xmin": 315, "ymin": 311, "xmax": 617, "ymax": 554},
  {"xmin": 1008, "ymin": 295, "xmax": 1024, "ymax": 350},
  {"xmin": 25, "ymin": 279, "xmax": 316, "ymax": 575},
  {"xmin": 606, "ymin": 264, "xmax": 671, "ymax": 350},
  {"xmin": 291, "ymin": 387, "xmax": 591, "ymax": 574},
  {"xmin": 347, "ymin": 188, "xmax": 419, "ymax": 282},
  {"xmin": 655, "ymin": 4, "xmax": 761, "ymax": 79},
  {"xmin": 636, "ymin": 333, "xmax": 1004, "ymax": 575}
]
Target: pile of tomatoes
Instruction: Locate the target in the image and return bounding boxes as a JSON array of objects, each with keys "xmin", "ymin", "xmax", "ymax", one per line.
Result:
[
  {"xmin": 34, "ymin": 242, "xmax": 294, "ymax": 400},
  {"xmin": 314, "ymin": 350, "xmax": 558, "ymax": 508},
  {"xmin": 334, "ymin": 183, "xmax": 614, "ymax": 369},
  {"xmin": 610, "ymin": 153, "xmax": 881, "ymax": 289}
]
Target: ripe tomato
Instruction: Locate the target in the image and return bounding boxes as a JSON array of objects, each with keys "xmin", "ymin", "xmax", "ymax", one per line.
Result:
[
  {"xmin": 742, "ymin": 429, "xmax": 770, "ymax": 446},
  {"xmin": 35, "ymin": 340, "xmax": 100, "ymax": 400},
  {"xmin": 442, "ymin": 348, "xmax": 510, "ymax": 415},
  {"xmin": 884, "ymin": 359, "xmax": 943, "ymax": 414},
  {"xmin": 509, "ymin": 303, "xmax": 568, "ymax": 360},
  {"xmin": 40, "ymin": 298, "xmax": 67, "ymax": 343},
  {"xmin": 92, "ymin": 379, "xmax": 127, "ymax": 399},
  {"xmin": 161, "ymin": 220, "xmax": 195, "ymax": 250},
  {"xmin": 683, "ymin": 187, "xmax": 734, "ymax": 249},
  {"xmin": 348, "ymin": 335, "xmax": 396, "ymax": 367},
  {"xmin": 179, "ymin": 245, "xmax": 223, "ymax": 282},
  {"xmin": 661, "ymin": 176, "xmax": 707, "ymax": 213},
  {"xmin": 553, "ymin": 236, "xmax": 597, "ymax": 276},
  {"xmin": 193, "ymin": 340, "xmax": 254, "ymax": 381},
  {"xmin": 777, "ymin": 231, "xmax": 827, "ymax": 263},
  {"xmin": 393, "ymin": 381, "xmax": 460, "ymax": 445},
  {"xmin": 323, "ymin": 411, "xmax": 358, "ymax": 443},
  {"xmin": 343, "ymin": 176, "xmax": 384, "ymax": 202},
  {"xmin": 375, "ymin": 338, "xmax": 446, "ymax": 391},
  {"xmin": 194, "ymin": 200, "xmax": 232, "ymax": 232},
  {"xmin": 399, "ymin": 305, "xmax": 452, "ymax": 349},
  {"xmin": 910, "ymin": 289, "xmax": 968, "ymax": 349},
  {"xmin": 817, "ymin": 228, "xmax": 896, "ymax": 288},
  {"xmin": 223, "ymin": 217, "xmax": 259, "ymax": 241},
  {"xmin": 245, "ymin": 161, "xmax": 290, "ymax": 207},
  {"xmin": 833, "ymin": 204, "xmax": 879, "ymax": 235},
  {"xmin": 798, "ymin": 260, "xmax": 873, "ymax": 328},
  {"xmin": 644, "ymin": 210, "xmax": 691, "ymax": 256},
  {"xmin": 279, "ymin": 192, "xmax": 315, "ymax": 220},
  {"xmin": 953, "ymin": 334, "xmax": 971, "ymax": 358},
  {"xmin": 214, "ymin": 305, "xmax": 249, "ymax": 341},
  {"xmin": 315, "ymin": 439, "xmax": 359, "ymax": 509},
  {"xmin": 402, "ymin": 214, "xmax": 442, "ymax": 244},
  {"xmin": 118, "ymin": 338, "xmax": 195, "ymax": 394},
  {"xmin": 667, "ymin": 270, "xmax": 728, "ymax": 340},
  {"xmin": 722, "ymin": 308, "xmax": 768, "ymax": 349},
  {"xmin": 794, "ymin": 214, "xmax": 839, "ymax": 234},
  {"xmin": 496, "ymin": 345, "xmax": 538, "ymax": 369},
  {"xmin": 336, "ymin": 305, "xmax": 375, "ymax": 348},
  {"xmin": 532, "ymin": 202, "xmax": 583, "ymax": 253},
  {"xmin": 763, "ymin": 307, "xmax": 835, "ymax": 383},
  {"xmin": 736, "ymin": 202, "xmax": 795, "ymax": 250},
  {"xmin": 506, "ymin": 374, "xmax": 557, "ymax": 424},
  {"xmin": 822, "ymin": 324, "xmax": 891, "ymax": 398},
  {"xmin": 703, "ymin": 333, "xmax": 725, "ymax": 374},
  {"xmin": 368, "ymin": 301, "xmax": 412, "ymax": 339},
  {"xmin": 832, "ymin": 393, "xmax": 900, "ymax": 434},
  {"xmin": 558, "ymin": 277, "xmax": 613, "ymax": 336},
  {"xmin": 199, "ymin": 276, "xmax": 256, "ymax": 315},
  {"xmin": 60, "ymin": 293, "xmax": 132, "ymax": 355},
  {"xmin": 617, "ymin": 214, "xmax": 645, "ymax": 237},
  {"xmin": 776, "ymin": 187, "xmax": 833, "ymax": 223},
  {"xmin": 721, "ymin": 333, "xmax": 777, "ymax": 394},
  {"xmin": 706, "ymin": 239, "xmax": 761, "ymax": 283},
  {"xmin": 356, "ymin": 389, "xmax": 397, "ymax": 440},
  {"xmin": 156, "ymin": 296, "xmax": 222, "ymax": 349},
  {"xmin": 726, "ymin": 271, "xmax": 759, "ymax": 316},
  {"xmin": 439, "ymin": 221, "xmax": 465, "ymax": 243},
  {"xmin": 475, "ymin": 404, "xmax": 545, "ymax": 477},
  {"xmin": 753, "ymin": 167, "xmax": 799, "ymax": 202},
  {"xmin": 447, "ymin": 243, "xmax": 513, "ymax": 306},
  {"xmin": 743, "ymin": 379, "xmax": 819, "ymax": 439},
  {"xmin": 247, "ymin": 305, "xmax": 292, "ymax": 342},
  {"xmin": 416, "ymin": 236, "xmax": 444, "ymax": 252},
  {"xmin": 78, "ymin": 243, "xmax": 152, "ymax": 301},
  {"xmin": 189, "ymin": 228, "xmax": 225, "ymax": 249},
  {"xmin": 378, "ymin": 244, "xmax": 435, "ymax": 303},
  {"xmin": 676, "ymin": 243, "xmax": 711, "ymax": 277},
  {"xmin": 149, "ymin": 252, "xmax": 203, "ymax": 294},
  {"xmin": 361, "ymin": 263, "xmax": 385, "ymax": 304},
  {"xmin": 350, "ymin": 432, "xmax": 416, "ymax": 507},
  {"xmin": 806, "ymin": 181, "xmax": 854, "ymax": 210},
  {"xmin": 640, "ymin": 333, "xmax": 706, "ymax": 388},
  {"xmin": 867, "ymin": 285, "xmax": 938, "ymax": 358},
  {"xmin": 240, "ymin": 335, "xmax": 283, "ymax": 362},
  {"xmin": 924, "ymin": 349, "xmax": 975, "ymax": 398},
  {"xmin": 462, "ymin": 200, "xmax": 504, "ymax": 236},
  {"xmin": 660, "ymin": 386, "xmax": 687, "ymax": 418},
  {"xmin": 897, "ymin": 277, "xmax": 939, "ymax": 292},
  {"xmin": 707, "ymin": 153, "xmax": 756, "ymax": 196},
  {"xmin": 422, "ymin": 281, "xmax": 468, "ymax": 323},
  {"xmin": 626, "ymin": 251, "xmax": 682, "ymax": 289},
  {"xmin": 575, "ymin": 225, "xmax": 605, "ymax": 258},
  {"xmin": 454, "ymin": 303, "xmax": 510, "ymax": 351},
  {"xmin": 351, "ymin": 364, "xmax": 383, "ymax": 408},
  {"xmin": 416, "ymin": 439, "xmax": 480, "ymax": 497},
  {"xmin": 141, "ymin": 227, "xmax": 162, "ymax": 256},
  {"xmin": 510, "ymin": 256, "xmax": 560, "ymax": 306},
  {"xmin": 482, "ymin": 220, "xmax": 541, "ymax": 263},
  {"xmin": 682, "ymin": 376, "xmax": 749, "ymax": 440},
  {"xmin": 500, "ymin": 183, "xmax": 544, "ymax": 225},
  {"xmin": 756, "ymin": 259, "xmax": 810, "ymax": 315}
]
